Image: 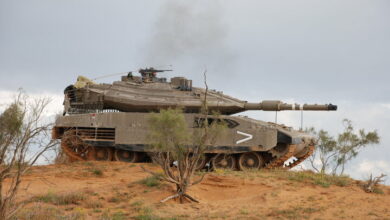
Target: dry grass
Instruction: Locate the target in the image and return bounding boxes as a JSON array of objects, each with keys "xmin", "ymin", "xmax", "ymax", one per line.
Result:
[
  {"xmin": 215, "ymin": 168, "xmax": 353, "ymax": 188},
  {"xmin": 32, "ymin": 192, "xmax": 86, "ymax": 205},
  {"xmin": 267, "ymin": 206, "xmax": 323, "ymax": 219},
  {"xmin": 15, "ymin": 203, "xmax": 85, "ymax": 220},
  {"xmin": 281, "ymin": 170, "xmax": 352, "ymax": 187}
]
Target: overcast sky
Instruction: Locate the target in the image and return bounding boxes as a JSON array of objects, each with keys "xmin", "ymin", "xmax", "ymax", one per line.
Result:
[{"xmin": 1, "ymin": 0, "xmax": 389, "ymax": 183}]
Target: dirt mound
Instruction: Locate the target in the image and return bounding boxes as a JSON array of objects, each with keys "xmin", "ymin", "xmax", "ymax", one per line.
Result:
[{"xmin": 13, "ymin": 161, "xmax": 390, "ymax": 219}]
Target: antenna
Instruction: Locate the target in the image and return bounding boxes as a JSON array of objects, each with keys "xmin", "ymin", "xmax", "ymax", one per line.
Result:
[{"xmin": 92, "ymin": 71, "xmax": 134, "ymax": 81}]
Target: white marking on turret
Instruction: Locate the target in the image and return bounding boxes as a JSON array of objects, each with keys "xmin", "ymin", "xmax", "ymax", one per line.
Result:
[{"xmin": 236, "ymin": 131, "xmax": 253, "ymax": 144}]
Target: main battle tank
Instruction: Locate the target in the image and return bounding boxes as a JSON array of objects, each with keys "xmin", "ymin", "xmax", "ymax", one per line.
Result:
[{"xmin": 53, "ymin": 68, "xmax": 337, "ymax": 170}]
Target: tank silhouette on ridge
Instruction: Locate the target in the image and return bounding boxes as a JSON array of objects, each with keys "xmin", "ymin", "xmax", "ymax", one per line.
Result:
[{"xmin": 53, "ymin": 68, "xmax": 337, "ymax": 170}]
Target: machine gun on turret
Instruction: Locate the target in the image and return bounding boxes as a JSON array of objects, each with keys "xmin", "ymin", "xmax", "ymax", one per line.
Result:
[{"xmin": 139, "ymin": 67, "xmax": 172, "ymax": 82}]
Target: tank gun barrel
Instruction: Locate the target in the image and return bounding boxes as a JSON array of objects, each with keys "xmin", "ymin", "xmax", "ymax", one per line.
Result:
[
  {"xmin": 138, "ymin": 68, "xmax": 172, "ymax": 74},
  {"xmin": 244, "ymin": 100, "xmax": 337, "ymax": 111}
]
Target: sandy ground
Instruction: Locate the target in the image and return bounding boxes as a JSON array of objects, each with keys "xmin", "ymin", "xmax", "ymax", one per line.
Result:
[{"xmin": 12, "ymin": 161, "xmax": 390, "ymax": 219}]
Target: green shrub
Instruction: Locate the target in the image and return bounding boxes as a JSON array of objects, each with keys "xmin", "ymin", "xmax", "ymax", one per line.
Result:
[
  {"xmin": 91, "ymin": 168, "xmax": 104, "ymax": 177},
  {"xmin": 139, "ymin": 175, "xmax": 162, "ymax": 188}
]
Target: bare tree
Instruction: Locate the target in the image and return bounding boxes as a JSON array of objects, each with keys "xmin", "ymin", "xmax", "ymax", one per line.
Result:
[
  {"xmin": 0, "ymin": 91, "xmax": 58, "ymax": 219},
  {"xmin": 145, "ymin": 72, "xmax": 226, "ymax": 203},
  {"xmin": 308, "ymin": 119, "xmax": 379, "ymax": 175},
  {"xmin": 363, "ymin": 174, "xmax": 386, "ymax": 193}
]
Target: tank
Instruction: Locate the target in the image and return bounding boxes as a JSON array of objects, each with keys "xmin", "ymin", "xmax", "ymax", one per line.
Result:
[{"xmin": 53, "ymin": 68, "xmax": 337, "ymax": 170}]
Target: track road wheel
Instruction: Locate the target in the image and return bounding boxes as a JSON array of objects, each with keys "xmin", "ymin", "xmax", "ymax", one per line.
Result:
[
  {"xmin": 238, "ymin": 152, "xmax": 264, "ymax": 170},
  {"xmin": 212, "ymin": 154, "xmax": 236, "ymax": 170},
  {"xmin": 114, "ymin": 149, "xmax": 139, "ymax": 163},
  {"xmin": 88, "ymin": 147, "xmax": 113, "ymax": 161}
]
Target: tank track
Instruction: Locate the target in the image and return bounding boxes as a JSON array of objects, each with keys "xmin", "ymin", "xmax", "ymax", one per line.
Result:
[
  {"xmin": 265, "ymin": 144, "xmax": 297, "ymax": 169},
  {"xmin": 285, "ymin": 145, "xmax": 315, "ymax": 169},
  {"xmin": 60, "ymin": 140, "xmax": 312, "ymax": 170}
]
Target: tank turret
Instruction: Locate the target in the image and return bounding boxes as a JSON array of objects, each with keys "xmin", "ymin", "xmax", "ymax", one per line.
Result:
[{"xmin": 62, "ymin": 71, "xmax": 337, "ymax": 115}]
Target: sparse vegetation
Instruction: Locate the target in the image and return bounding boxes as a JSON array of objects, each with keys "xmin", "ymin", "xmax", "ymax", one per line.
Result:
[
  {"xmin": 32, "ymin": 192, "xmax": 85, "ymax": 205},
  {"xmin": 268, "ymin": 206, "xmax": 323, "ymax": 219},
  {"xmin": 5, "ymin": 160, "xmax": 389, "ymax": 220},
  {"xmin": 214, "ymin": 168, "xmax": 353, "ymax": 188},
  {"xmin": 134, "ymin": 207, "xmax": 161, "ymax": 220},
  {"xmin": 15, "ymin": 203, "xmax": 85, "ymax": 220},
  {"xmin": 14, "ymin": 204, "xmax": 62, "ymax": 220}
]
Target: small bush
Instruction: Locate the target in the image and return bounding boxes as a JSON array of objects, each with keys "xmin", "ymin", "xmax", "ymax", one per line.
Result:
[
  {"xmin": 139, "ymin": 175, "xmax": 162, "ymax": 188},
  {"xmin": 91, "ymin": 168, "xmax": 104, "ymax": 177},
  {"xmin": 108, "ymin": 197, "xmax": 121, "ymax": 203}
]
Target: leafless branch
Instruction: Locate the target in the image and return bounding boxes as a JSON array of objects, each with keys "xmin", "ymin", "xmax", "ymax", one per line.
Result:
[{"xmin": 363, "ymin": 173, "xmax": 386, "ymax": 193}]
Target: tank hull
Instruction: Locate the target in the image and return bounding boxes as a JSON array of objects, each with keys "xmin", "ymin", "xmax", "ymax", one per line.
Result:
[{"xmin": 53, "ymin": 112, "xmax": 314, "ymax": 170}]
